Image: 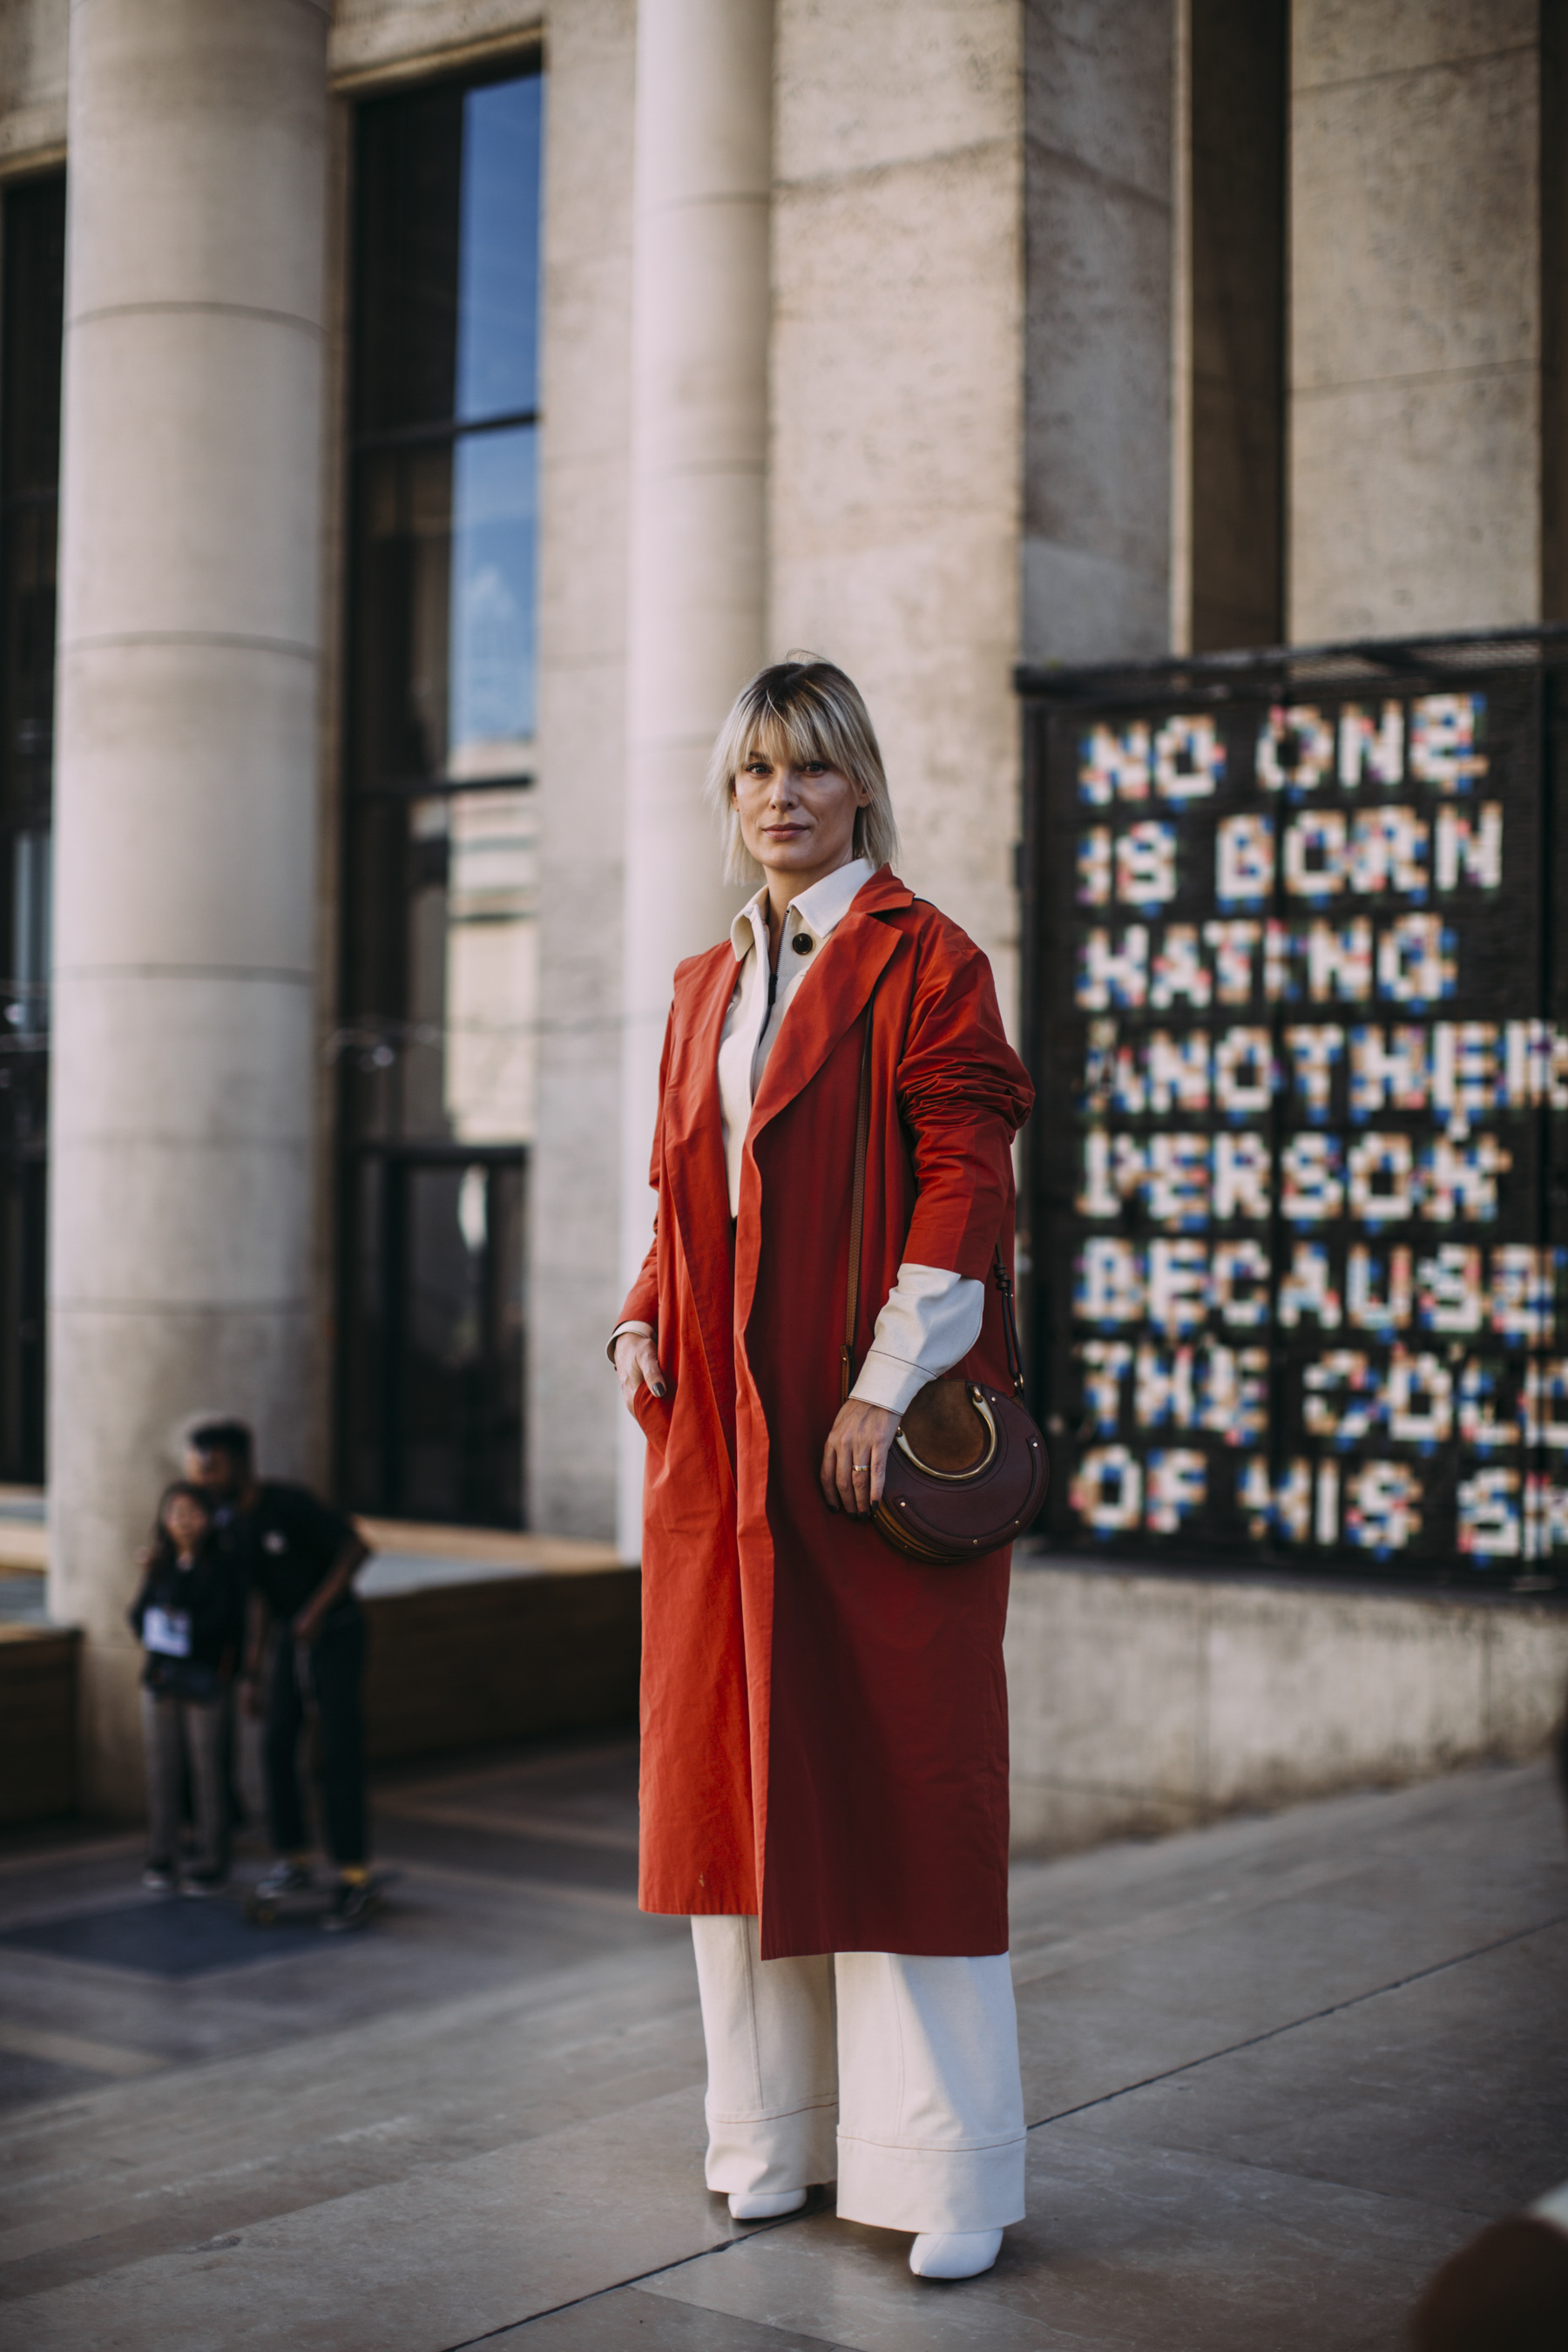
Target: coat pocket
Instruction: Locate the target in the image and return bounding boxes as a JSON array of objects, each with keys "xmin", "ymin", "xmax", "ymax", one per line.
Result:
[{"xmin": 632, "ymin": 1377, "xmax": 672, "ymax": 1455}]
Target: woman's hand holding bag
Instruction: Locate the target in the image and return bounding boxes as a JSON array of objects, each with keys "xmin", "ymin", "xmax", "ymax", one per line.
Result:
[
  {"xmin": 820, "ymin": 1394, "xmax": 901, "ymax": 1516},
  {"xmin": 835, "ymin": 992, "xmax": 1051, "ymax": 1565},
  {"xmin": 870, "ymin": 1254, "xmax": 1051, "ymax": 1563}
]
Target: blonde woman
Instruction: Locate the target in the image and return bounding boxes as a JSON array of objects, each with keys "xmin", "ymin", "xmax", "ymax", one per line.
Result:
[{"xmin": 612, "ymin": 656, "xmax": 1034, "ymax": 2280}]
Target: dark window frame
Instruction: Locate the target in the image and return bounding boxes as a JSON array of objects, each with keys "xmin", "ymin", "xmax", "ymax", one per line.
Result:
[
  {"xmin": 335, "ymin": 60, "xmax": 543, "ymax": 1527},
  {"xmin": 0, "ymin": 170, "xmax": 65, "ymax": 1484}
]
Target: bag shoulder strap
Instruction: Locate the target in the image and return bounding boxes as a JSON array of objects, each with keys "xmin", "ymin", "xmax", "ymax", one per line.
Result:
[
  {"xmin": 841, "ymin": 990, "xmax": 877, "ymax": 1404},
  {"xmin": 992, "ymin": 1243, "xmax": 1027, "ymax": 1403}
]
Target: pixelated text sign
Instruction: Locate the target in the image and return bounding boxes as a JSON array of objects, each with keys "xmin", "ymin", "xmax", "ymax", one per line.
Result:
[{"xmin": 1043, "ymin": 680, "xmax": 1564, "ymax": 1567}]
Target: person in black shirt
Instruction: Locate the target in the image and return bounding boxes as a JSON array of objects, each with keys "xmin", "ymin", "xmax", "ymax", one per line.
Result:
[
  {"xmin": 186, "ymin": 1419, "xmax": 375, "ymax": 1928},
  {"xmin": 128, "ymin": 1483, "xmax": 247, "ymax": 1893}
]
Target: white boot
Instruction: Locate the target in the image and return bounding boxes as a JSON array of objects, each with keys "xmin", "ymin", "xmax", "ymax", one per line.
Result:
[
  {"xmin": 728, "ymin": 2188, "xmax": 808, "ymax": 2220},
  {"xmin": 909, "ymin": 2228, "xmax": 1004, "ymax": 2280}
]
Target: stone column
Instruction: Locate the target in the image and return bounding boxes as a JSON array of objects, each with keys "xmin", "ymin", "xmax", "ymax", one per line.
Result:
[
  {"xmin": 1289, "ymin": 4, "xmax": 1543, "ymax": 637},
  {"xmin": 616, "ymin": 0, "xmax": 774, "ymax": 1554},
  {"xmin": 50, "ymin": 0, "xmax": 328, "ymax": 1808},
  {"xmin": 530, "ymin": 0, "xmax": 639, "ymax": 1543},
  {"xmin": 1022, "ymin": 0, "xmax": 1174, "ymax": 666},
  {"xmin": 772, "ymin": 0, "xmax": 1024, "ymax": 1011}
]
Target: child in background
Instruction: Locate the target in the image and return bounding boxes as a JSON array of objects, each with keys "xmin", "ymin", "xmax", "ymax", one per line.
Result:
[{"xmin": 128, "ymin": 1482, "xmax": 247, "ymax": 1894}]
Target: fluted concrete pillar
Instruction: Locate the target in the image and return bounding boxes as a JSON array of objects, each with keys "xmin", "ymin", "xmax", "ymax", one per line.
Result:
[
  {"xmin": 50, "ymin": 0, "xmax": 328, "ymax": 1808},
  {"xmin": 617, "ymin": 0, "xmax": 774, "ymax": 1553}
]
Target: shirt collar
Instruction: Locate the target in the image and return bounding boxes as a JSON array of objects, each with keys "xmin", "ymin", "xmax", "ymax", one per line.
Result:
[{"xmin": 729, "ymin": 856, "xmax": 875, "ymax": 963}]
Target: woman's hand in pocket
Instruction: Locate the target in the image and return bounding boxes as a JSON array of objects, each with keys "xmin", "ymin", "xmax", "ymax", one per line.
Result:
[{"xmin": 615, "ymin": 1330, "xmax": 669, "ymax": 1418}]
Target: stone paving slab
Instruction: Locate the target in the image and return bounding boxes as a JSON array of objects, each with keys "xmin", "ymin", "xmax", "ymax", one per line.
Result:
[
  {"xmin": 0, "ymin": 1750, "xmax": 1561, "ymax": 2350},
  {"xmin": 1063, "ymin": 1923, "xmax": 1568, "ymax": 2218},
  {"xmin": 6, "ymin": 2088, "xmax": 733, "ymax": 2352},
  {"xmin": 628, "ymin": 2142, "xmax": 1475, "ymax": 2352}
]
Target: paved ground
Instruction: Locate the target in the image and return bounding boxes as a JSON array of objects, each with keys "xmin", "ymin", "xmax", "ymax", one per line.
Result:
[{"xmin": 0, "ymin": 1741, "xmax": 1563, "ymax": 2351}]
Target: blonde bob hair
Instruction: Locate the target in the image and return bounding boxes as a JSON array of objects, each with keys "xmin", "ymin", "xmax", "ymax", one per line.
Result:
[{"xmin": 705, "ymin": 654, "xmax": 901, "ymax": 887}]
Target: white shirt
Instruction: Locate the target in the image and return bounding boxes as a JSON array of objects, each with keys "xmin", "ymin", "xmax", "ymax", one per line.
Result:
[{"xmin": 614, "ymin": 858, "xmax": 983, "ymax": 1416}]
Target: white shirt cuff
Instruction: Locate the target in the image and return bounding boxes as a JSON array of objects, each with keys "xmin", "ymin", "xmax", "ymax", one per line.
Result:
[
  {"xmin": 848, "ymin": 1264, "xmax": 985, "ymax": 1416},
  {"xmin": 850, "ymin": 1347, "xmax": 935, "ymax": 1416},
  {"xmin": 607, "ymin": 1319, "xmax": 654, "ymax": 1366}
]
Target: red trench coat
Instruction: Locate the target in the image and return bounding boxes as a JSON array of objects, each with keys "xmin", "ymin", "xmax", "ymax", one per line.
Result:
[{"xmin": 620, "ymin": 868, "xmax": 1035, "ymax": 1959}]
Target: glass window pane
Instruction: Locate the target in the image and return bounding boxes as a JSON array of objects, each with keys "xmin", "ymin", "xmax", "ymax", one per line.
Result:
[
  {"xmin": 349, "ymin": 427, "xmax": 536, "ymax": 794},
  {"xmin": 354, "ymin": 86, "xmax": 463, "ymax": 436},
  {"xmin": 1, "ymin": 177, "xmax": 65, "ymax": 499},
  {"xmin": 456, "ymin": 75, "xmax": 542, "ymax": 422},
  {"xmin": 341, "ymin": 786, "xmax": 537, "ymax": 1148},
  {"xmin": 440, "ymin": 787, "xmax": 537, "ymax": 1142},
  {"xmin": 354, "ymin": 68, "xmax": 541, "ymax": 436},
  {"xmin": 2, "ymin": 178, "xmax": 64, "ymax": 831},
  {"xmin": 10, "ymin": 829, "xmax": 50, "ymax": 1040},
  {"xmin": 0, "ymin": 506, "xmax": 57, "ymax": 830},
  {"xmin": 0, "ymin": 173, "xmax": 62, "ymax": 1487},
  {"xmin": 449, "ymin": 425, "xmax": 537, "ymax": 776},
  {"xmin": 399, "ymin": 1160, "xmax": 524, "ymax": 1524},
  {"xmin": 339, "ymin": 1155, "xmax": 389, "ymax": 1506},
  {"xmin": 349, "ymin": 444, "xmax": 453, "ymax": 791},
  {"xmin": 341, "ymin": 66, "xmax": 541, "ymax": 1524}
]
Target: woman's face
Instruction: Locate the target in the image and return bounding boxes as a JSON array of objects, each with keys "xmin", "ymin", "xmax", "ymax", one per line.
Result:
[
  {"xmin": 163, "ymin": 1493, "xmax": 210, "ymax": 1555},
  {"xmin": 733, "ymin": 743, "xmax": 869, "ymax": 883}
]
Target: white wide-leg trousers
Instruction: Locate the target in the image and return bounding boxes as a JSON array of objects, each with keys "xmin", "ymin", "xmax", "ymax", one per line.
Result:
[{"xmin": 690, "ymin": 1915, "xmax": 1027, "ymax": 2234}]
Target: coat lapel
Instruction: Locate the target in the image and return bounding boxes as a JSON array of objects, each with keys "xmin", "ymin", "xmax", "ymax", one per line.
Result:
[
  {"xmin": 661, "ymin": 944, "xmax": 743, "ymax": 1451},
  {"xmin": 746, "ymin": 869, "xmax": 913, "ymax": 1141}
]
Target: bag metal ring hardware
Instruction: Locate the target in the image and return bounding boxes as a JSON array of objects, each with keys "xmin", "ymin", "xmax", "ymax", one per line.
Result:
[{"xmin": 894, "ymin": 1385, "xmax": 999, "ymax": 1482}]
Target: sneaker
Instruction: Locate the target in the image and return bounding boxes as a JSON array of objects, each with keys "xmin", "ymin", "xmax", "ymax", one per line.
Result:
[
  {"xmin": 141, "ymin": 1864, "xmax": 176, "ymax": 1893},
  {"xmin": 322, "ymin": 1876, "xmax": 376, "ymax": 1932},
  {"xmin": 179, "ymin": 1869, "xmax": 228, "ymax": 1899},
  {"xmin": 256, "ymin": 1858, "xmax": 313, "ymax": 1899}
]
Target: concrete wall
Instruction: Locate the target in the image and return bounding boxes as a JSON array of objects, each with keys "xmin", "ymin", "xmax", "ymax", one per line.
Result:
[
  {"xmin": 1021, "ymin": 0, "xmax": 1173, "ymax": 669},
  {"xmin": 0, "ymin": 1624, "xmax": 76, "ymax": 1823},
  {"xmin": 0, "ymin": 0, "xmax": 66, "ymax": 175},
  {"xmin": 528, "ymin": 0, "xmax": 637, "ymax": 1539},
  {"xmin": 770, "ymin": 0, "xmax": 1024, "ymax": 1005},
  {"xmin": 328, "ymin": 0, "xmax": 544, "ymax": 89},
  {"xmin": 1289, "ymin": 1, "xmax": 1544, "ymax": 638},
  {"xmin": 1007, "ymin": 1558, "xmax": 1568, "ymax": 1855},
  {"xmin": 363, "ymin": 1564, "xmax": 639, "ymax": 1761},
  {"xmin": 1543, "ymin": 0, "xmax": 1568, "ymax": 624}
]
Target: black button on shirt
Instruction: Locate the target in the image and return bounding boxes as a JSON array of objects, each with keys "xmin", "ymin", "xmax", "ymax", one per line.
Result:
[{"xmin": 791, "ymin": 933, "xmax": 812, "ymax": 954}]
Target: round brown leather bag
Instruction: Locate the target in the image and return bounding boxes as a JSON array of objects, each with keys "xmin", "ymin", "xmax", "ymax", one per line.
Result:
[{"xmin": 839, "ymin": 998, "xmax": 1050, "ymax": 1566}]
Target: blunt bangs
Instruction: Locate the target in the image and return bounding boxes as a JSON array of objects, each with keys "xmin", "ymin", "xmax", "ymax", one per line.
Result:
[{"xmin": 706, "ymin": 655, "xmax": 902, "ymax": 887}]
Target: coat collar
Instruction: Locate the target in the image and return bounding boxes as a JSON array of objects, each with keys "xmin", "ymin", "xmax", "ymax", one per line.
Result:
[
  {"xmin": 727, "ymin": 856, "xmax": 875, "ymax": 968},
  {"xmin": 745, "ymin": 868, "xmax": 913, "ymax": 1141},
  {"xmin": 657, "ymin": 871, "xmax": 915, "ymax": 1446}
]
